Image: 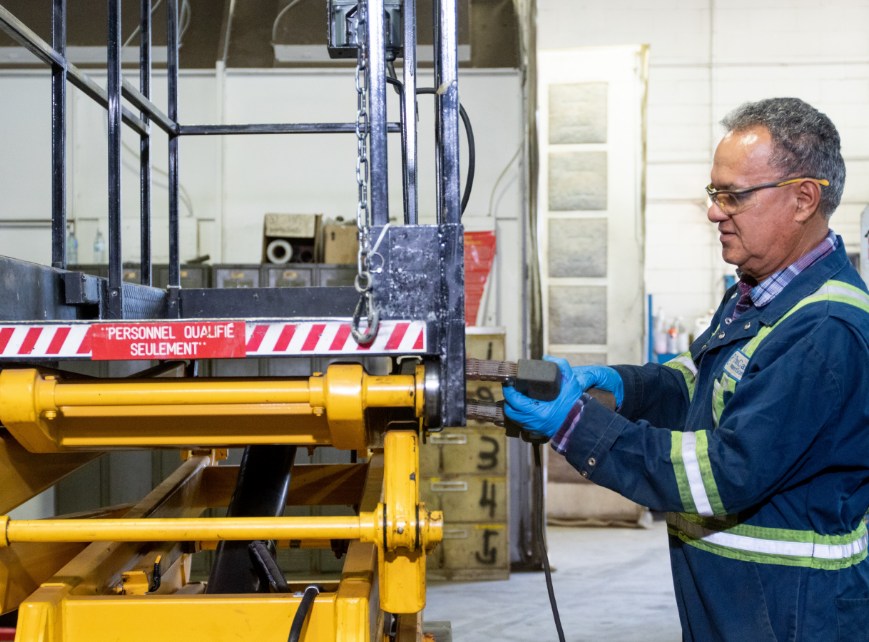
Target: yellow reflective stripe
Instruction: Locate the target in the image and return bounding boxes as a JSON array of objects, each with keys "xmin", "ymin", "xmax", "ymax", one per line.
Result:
[
  {"xmin": 670, "ymin": 432, "xmax": 697, "ymax": 513},
  {"xmin": 664, "ymin": 352, "xmax": 698, "ymax": 400},
  {"xmin": 825, "ymin": 280, "xmax": 869, "ymax": 312},
  {"xmin": 672, "ymin": 430, "xmax": 723, "ymax": 517},
  {"xmin": 695, "ymin": 431, "xmax": 725, "ymax": 515},
  {"xmin": 741, "ymin": 280, "xmax": 869, "ymax": 360},
  {"xmin": 680, "ymin": 432, "xmax": 712, "ymax": 516},
  {"xmin": 711, "ymin": 373, "xmax": 737, "ymax": 428},
  {"xmin": 667, "ymin": 512, "xmax": 869, "ymax": 570},
  {"xmin": 713, "ymin": 279, "xmax": 869, "ymax": 424}
]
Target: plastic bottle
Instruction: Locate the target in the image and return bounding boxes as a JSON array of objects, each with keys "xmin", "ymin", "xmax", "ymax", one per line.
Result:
[
  {"xmin": 676, "ymin": 317, "xmax": 689, "ymax": 352},
  {"xmin": 93, "ymin": 229, "xmax": 106, "ymax": 263},
  {"xmin": 66, "ymin": 227, "xmax": 78, "ymax": 265},
  {"xmin": 666, "ymin": 321, "xmax": 678, "ymax": 354},
  {"xmin": 653, "ymin": 309, "xmax": 669, "ymax": 355}
]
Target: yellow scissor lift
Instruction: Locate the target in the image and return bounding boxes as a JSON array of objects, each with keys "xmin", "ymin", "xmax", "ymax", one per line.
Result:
[
  {"xmin": 0, "ymin": 364, "xmax": 441, "ymax": 641},
  {"xmin": 0, "ymin": 0, "xmax": 466, "ymax": 639}
]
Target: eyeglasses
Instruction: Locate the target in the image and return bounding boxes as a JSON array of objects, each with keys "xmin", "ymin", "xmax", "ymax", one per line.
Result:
[{"xmin": 705, "ymin": 177, "xmax": 829, "ymax": 216}]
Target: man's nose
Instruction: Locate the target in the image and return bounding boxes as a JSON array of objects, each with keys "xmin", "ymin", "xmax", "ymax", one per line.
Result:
[{"xmin": 707, "ymin": 200, "xmax": 727, "ymax": 223}]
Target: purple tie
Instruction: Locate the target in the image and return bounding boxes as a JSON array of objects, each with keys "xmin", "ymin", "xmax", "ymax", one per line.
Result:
[{"xmin": 732, "ymin": 280, "xmax": 753, "ymax": 320}]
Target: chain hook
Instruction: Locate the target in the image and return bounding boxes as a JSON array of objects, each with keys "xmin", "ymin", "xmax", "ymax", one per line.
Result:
[{"xmin": 352, "ymin": 291, "xmax": 380, "ymax": 344}]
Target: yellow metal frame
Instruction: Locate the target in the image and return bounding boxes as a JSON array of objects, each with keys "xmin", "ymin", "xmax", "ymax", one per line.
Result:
[
  {"xmin": 0, "ymin": 364, "xmax": 425, "ymax": 452},
  {"xmin": 0, "ymin": 364, "xmax": 442, "ymax": 641}
]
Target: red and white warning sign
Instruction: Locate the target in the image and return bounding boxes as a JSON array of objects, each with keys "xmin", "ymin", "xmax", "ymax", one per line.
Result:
[
  {"xmin": 0, "ymin": 320, "xmax": 428, "ymax": 360},
  {"xmin": 90, "ymin": 321, "xmax": 246, "ymax": 360},
  {"xmin": 244, "ymin": 320, "xmax": 426, "ymax": 356}
]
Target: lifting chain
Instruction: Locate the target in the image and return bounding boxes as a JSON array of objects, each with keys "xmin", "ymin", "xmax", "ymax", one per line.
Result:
[{"xmin": 352, "ymin": 1, "xmax": 381, "ymax": 345}]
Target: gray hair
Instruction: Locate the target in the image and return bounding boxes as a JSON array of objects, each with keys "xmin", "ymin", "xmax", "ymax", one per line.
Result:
[{"xmin": 721, "ymin": 97, "xmax": 845, "ymax": 218}]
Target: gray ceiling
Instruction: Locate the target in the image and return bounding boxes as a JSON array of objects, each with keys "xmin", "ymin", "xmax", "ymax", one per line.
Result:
[{"xmin": 0, "ymin": 1, "xmax": 519, "ymax": 69}]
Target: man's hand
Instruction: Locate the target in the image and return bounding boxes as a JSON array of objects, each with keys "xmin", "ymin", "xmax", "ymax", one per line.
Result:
[
  {"xmin": 502, "ymin": 356, "xmax": 583, "ymax": 439},
  {"xmin": 572, "ymin": 365, "xmax": 624, "ymax": 409}
]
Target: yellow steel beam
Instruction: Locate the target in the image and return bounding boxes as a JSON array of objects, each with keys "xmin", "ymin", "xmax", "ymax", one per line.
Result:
[
  {"xmin": 200, "ymin": 463, "xmax": 369, "ymax": 509},
  {"xmin": 0, "ymin": 508, "xmax": 441, "ymax": 555},
  {"xmin": 0, "ymin": 429, "xmax": 99, "ymax": 513},
  {"xmin": 0, "ymin": 514, "xmax": 370, "ymax": 545},
  {"xmin": 0, "ymin": 505, "xmax": 132, "ymax": 615},
  {"xmin": 13, "ymin": 461, "xmax": 384, "ymax": 641},
  {"xmin": 0, "ymin": 364, "xmax": 422, "ymax": 452},
  {"xmin": 18, "ymin": 586, "xmax": 354, "ymax": 642},
  {"xmin": 1, "ymin": 436, "xmax": 442, "ymax": 615},
  {"xmin": 378, "ymin": 430, "xmax": 440, "ymax": 614}
]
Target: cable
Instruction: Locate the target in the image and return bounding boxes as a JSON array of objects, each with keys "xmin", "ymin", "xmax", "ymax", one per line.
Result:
[
  {"xmin": 533, "ymin": 442, "xmax": 566, "ymax": 642},
  {"xmin": 122, "ymin": 0, "xmax": 164, "ymax": 48},
  {"xmin": 287, "ymin": 585, "xmax": 320, "ymax": 642},
  {"xmin": 387, "ymin": 80, "xmax": 475, "ymax": 216},
  {"xmin": 123, "ymin": 0, "xmax": 191, "ymax": 49},
  {"xmin": 272, "ymin": 0, "xmax": 304, "ymax": 45},
  {"xmin": 487, "ymin": 144, "xmax": 522, "ymax": 217},
  {"xmin": 179, "ymin": 0, "xmax": 193, "ymax": 43}
]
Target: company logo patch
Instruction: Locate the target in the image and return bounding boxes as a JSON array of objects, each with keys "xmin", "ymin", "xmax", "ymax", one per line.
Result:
[{"xmin": 723, "ymin": 349, "xmax": 749, "ymax": 381}]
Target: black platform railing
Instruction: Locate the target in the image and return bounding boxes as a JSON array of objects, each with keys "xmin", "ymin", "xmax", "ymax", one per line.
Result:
[{"xmin": 0, "ymin": 0, "xmax": 465, "ymax": 423}]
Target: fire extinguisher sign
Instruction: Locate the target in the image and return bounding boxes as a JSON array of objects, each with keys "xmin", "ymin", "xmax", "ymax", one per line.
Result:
[{"xmin": 90, "ymin": 321, "xmax": 247, "ymax": 360}]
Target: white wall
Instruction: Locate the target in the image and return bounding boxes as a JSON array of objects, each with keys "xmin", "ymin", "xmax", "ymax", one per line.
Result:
[
  {"xmin": 538, "ymin": 0, "xmax": 869, "ymax": 332},
  {"xmin": 8, "ymin": 1, "xmax": 866, "ymax": 353}
]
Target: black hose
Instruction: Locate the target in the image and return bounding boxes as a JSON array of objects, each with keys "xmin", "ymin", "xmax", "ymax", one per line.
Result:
[
  {"xmin": 533, "ymin": 442, "xmax": 566, "ymax": 642},
  {"xmin": 287, "ymin": 585, "xmax": 320, "ymax": 642},
  {"xmin": 248, "ymin": 540, "xmax": 290, "ymax": 593},
  {"xmin": 206, "ymin": 445, "xmax": 297, "ymax": 594},
  {"xmin": 385, "ymin": 76, "xmax": 476, "ymax": 217},
  {"xmin": 415, "ymin": 87, "xmax": 476, "ymax": 216}
]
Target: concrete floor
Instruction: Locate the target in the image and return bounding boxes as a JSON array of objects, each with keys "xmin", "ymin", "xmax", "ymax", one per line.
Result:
[{"xmin": 424, "ymin": 520, "xmax": 682, "ymax": 641}]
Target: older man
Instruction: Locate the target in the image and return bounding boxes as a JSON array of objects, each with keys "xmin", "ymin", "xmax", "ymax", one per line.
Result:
[{"xmin": 504, "ymin": 97, "xmax": 869, "ymax": 640}]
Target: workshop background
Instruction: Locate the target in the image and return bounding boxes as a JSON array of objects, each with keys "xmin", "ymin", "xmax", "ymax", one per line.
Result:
[
  {"xmin": 4, "ymin": 0, "xmax": 867, "ymax": 357},
  {"xmin": 0, "ymin": 1, "xmax": 868, "ymax": 640}
]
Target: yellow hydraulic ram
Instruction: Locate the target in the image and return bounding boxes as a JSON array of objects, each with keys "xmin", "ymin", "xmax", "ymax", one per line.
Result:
[{"xmin": 0, "ymin": 363, "xmax": 426, "ymax": 452}]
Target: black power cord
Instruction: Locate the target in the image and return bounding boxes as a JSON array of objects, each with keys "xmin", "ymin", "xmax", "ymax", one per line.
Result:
[
  {"xmin": 384, "ymin": 75, "xmax": 476, "ymax": 216},
  {"xmin": 533, "ymin": 442, "xmax": 567, "ymax": 642},
  {"xmin": 415, "ymin": 86, "xmax": 476, "ymax": 215},
  {"xmin": 287, "ymin": 585, "xmax": 320, "ymax": 642}
]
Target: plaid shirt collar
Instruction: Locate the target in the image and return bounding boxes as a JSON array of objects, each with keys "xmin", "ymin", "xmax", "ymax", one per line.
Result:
[{"xmin": 736, "ymin": 231, "xmax": 838, "ymax": 311}]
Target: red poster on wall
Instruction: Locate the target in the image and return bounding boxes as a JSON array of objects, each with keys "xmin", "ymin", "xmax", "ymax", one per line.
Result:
[{"xmin": 464, "ymin": 231, "xmax": 496, "ymax": 326}]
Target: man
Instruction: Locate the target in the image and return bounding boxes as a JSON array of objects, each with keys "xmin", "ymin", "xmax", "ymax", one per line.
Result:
[{"xmin": 504, "ymin": 97, "xmax": 869, "ymax": 640}]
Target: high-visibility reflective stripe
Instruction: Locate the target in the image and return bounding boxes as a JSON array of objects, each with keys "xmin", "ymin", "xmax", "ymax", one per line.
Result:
[
  {"xmin": 681, "ymin": 432, "xmax": 712, "ymax": 516},
  {"xmin": 664, "ymin": 352, "xmax": 698, "ymax": 400},
  {"xmin": 695, "ymin": 431, "xmax": 725, "ymax": 515},
  {"xmin": 667, "ymin": 512, "xmax": 869, "ymax": 570},
  {"xmin": 668, "ymin": 353, "xmax": 697, "ymax": 376},
  {"xmin": 711, "ymin": 279, "xmax": 869, "ymax": 426},
  {"xmin": 823, "ymin": 280, "xmax": 869, "ymax": 311},
  {"xmin": 690, "ymin": 279, "xmax": 869, "ymax": 518},
  {"xmin": 741, "ymin": 281, "xmax": 869, "ymax": 362},
  {"xmin": 671, "ymin": 431, "xmax": 723, "ymax": 516},
  {"xmin": 670, "ymin": 432, "xmax": 696, "ymax": 513}
]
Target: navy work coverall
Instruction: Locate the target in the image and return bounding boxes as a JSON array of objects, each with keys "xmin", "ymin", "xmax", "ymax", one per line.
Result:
[{"xmin": 556, "ymin": 240, "xmax": 869, "ymax": 640}]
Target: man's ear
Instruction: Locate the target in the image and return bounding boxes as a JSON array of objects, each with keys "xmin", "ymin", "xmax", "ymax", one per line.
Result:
[{"xmin": 794, "ymin": 180, "xmax": 822, "ymax": 221}]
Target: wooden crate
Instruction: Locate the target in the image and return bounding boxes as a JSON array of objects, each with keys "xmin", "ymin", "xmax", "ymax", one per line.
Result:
[{"xmin": 423, "ymin": 328, "xmax": 510, "ymax": 581}]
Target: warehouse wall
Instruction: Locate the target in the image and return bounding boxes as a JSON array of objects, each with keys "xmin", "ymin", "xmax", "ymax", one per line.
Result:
[
  {"xmin": 4, "ymin": 1, "xmax": 869, "ymax": 352},
  {"xmin": 538, "ymin": 0, "xmax": 869, "ymax": 335}
]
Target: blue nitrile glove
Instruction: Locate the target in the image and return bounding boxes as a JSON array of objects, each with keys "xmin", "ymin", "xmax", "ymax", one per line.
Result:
[
  {"xmin": 572, "ymin": 365, "xmax": 624, "ymax": 409},
  {"xmin": 502, "ymin": 356, "xmax": 583, "ymax": 439}
]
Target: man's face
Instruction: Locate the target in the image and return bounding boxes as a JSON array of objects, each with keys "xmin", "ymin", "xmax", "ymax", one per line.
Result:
[{"xmin": 708, "ymin": 126, "xmax": 812, "ymax": 282}]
